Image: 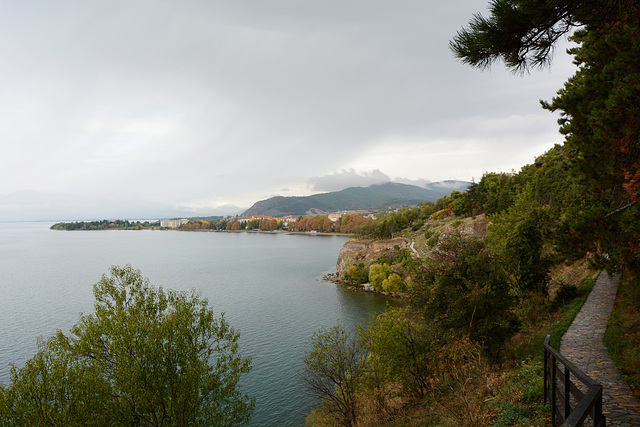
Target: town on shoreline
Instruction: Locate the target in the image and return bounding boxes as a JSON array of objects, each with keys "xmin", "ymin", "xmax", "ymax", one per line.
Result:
[{"xmin": 50, "ymin": 211, "xmax": 375, "ymax": 235}]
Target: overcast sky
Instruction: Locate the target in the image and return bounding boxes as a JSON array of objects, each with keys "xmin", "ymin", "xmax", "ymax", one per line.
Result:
[{"xmin": 0, "ymin": 0, "xmax": 578, "ymax": 219}]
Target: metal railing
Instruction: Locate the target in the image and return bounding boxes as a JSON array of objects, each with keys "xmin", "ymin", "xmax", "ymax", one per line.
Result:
[{"xmin": 543, "ymin": 335, "xmax": 606, "ymax": 426}]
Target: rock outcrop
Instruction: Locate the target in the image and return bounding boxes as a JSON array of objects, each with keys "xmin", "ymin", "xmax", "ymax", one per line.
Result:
[{"xmin": 335, "ymin": 237, "xmax": 409, "ymax": 277}]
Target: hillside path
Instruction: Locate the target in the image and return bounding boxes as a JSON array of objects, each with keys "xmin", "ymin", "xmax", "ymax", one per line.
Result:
[{"xmin": 560, "ymin": 271, "xmax": 640, "ymax": 426}]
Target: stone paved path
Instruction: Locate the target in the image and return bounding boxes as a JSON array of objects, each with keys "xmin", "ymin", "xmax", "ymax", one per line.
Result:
[{"xmin": 560, "ymin": 271, "xmax": 640, "ymax": 426}]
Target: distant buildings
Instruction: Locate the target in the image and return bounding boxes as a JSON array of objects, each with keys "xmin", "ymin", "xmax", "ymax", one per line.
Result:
[
  {"xmin": 281, "ymin": 215, "xmax": 298, "ymax": 223},
  {"xmin": 160, "ymin": 219, "xmax": 189, "ymax": 228},
  {"xmin": 160, "ymin": 212, "xmax": 375, "ymax": 230},
  {"xmin": 328, "ymin": 211, "xmax": 376, "ymax": 221},
  {"xmin": 328, "ymin": 211, "xmax": 346, "ymax": 222}
]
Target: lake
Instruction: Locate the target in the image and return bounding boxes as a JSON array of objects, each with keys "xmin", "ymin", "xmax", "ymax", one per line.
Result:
[{"xmin": 0, "ymin": 222, "xmax": 394, "ymax": 426}]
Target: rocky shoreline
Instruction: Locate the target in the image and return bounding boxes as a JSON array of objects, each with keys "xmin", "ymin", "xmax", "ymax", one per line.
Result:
[
  {"xmin": 324, "ymin": 236, "xmax": 411, "ymax": 294},
  {"xmin": 335, "ymin": 237, "xmax": 409, "ymax": 276}
]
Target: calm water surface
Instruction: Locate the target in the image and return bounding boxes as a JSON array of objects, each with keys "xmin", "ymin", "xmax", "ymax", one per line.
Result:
[{"xmin": 0, "ymin": 222, "xmax": 395, "ymax": 426}]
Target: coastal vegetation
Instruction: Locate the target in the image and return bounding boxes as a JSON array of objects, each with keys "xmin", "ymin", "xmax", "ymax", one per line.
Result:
[
  {"xmin": 50, "ymin": 214, "xmax": 372, "ymax": 234},
  {"xmin": 303, "ymin": 0, "xmax": 640, "ymax": 423},
  {"xmin": 303, "ymin": 143, "xmax": 634, "ymax": 424},
  {"xmin": 51, "ymin": 219, "xmax": 160, "ymax": 230},
  {"xmin": 164, "ymin": 214, "xmax": 374, "ymax": 234}
]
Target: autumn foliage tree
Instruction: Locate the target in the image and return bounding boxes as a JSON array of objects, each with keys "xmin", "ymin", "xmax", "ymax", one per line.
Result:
[
  {"xmin": 336, "ymin": 214, "xmax": 373, "ymax": 234},
  {"xmin": 289, "ymin": 216, "xmax": 335, "ymax": 232}
]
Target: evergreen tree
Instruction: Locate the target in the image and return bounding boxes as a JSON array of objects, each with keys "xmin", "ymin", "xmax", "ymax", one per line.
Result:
[
  {"xmin": 452, "ymin": 0, "xmax": 640, "ymax": 270},
  {"xmin": 450, "ymin": 0, "xmax": 638, "ymax": 72}
]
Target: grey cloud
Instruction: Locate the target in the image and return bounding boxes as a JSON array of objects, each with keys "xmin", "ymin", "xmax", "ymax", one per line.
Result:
[
  {"xmin": 392, "ymin": 177, "xmax": 432, "ymax": 188},
  {"xmin": 0, "ymin": 1, "xmax": 577, "ymax": 219},
  {"xmin": 308, "ymin": 169, "xmax": 390, "ymax": 192}
]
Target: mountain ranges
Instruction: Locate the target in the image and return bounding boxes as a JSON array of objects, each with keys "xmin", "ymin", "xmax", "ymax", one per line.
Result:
[{"xmin": 241, "ymin": 181, "xmax": 469, "ymax": 217}]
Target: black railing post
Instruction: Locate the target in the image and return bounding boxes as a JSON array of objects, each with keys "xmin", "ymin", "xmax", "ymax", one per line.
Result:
[
  {"xmin": 544, "ymin": 344, "xmax": 549, "ymax": 404},
  {"xmin": 552, "ymin": 353, "xmax": 557, "ymax": 426},
  {"xmin": 593, "ymin": 385, "xmax": 605, "ymax": 427},
  {"xmin": 543, "ymin": 336, "xmax": 606, "ymax": 427},
  {"xmin": 565, "ymin": 364, "xmax": 571, "ymax": 420}
]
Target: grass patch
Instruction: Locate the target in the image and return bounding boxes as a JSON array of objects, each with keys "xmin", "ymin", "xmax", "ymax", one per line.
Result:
[
  {"xmin": 483, "ymin": 272, "xmax": 599, "ymax": 426},
  {"xmin": 603, "ymin": 274, "xmax": 640, "ymax": 399},
  {"xmin": 504, "ymin": 273, "xmax": 597, "ymax": 360},
  {"xmin": 488, "ymin": 360, "xmax": 549, "ymax": 427}
]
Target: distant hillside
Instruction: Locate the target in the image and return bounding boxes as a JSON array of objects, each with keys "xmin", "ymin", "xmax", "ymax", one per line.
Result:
[{"xmin": 242, "ymin": 181, "xmax": 470, "ymax": 217}]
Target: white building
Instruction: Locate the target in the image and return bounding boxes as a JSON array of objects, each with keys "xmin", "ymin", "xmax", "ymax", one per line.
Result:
[
  {"xmin": 328, "ymin": 211, "xmax": 346, "ymax": 222},
  {"xmin": 160, "ymin": 219, "xmax": 189, "ymax": 228}
]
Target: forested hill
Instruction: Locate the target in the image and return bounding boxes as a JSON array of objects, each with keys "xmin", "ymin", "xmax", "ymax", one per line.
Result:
[{"xmin": 242, "ymin": 181, "xmax": 470, "ymax": 217}]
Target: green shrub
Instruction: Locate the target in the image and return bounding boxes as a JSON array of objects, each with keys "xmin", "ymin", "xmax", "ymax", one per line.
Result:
[
  {"xmin": 410, "ymin": 233, "xmax": 516, "ymax": 357},
  {"xmin": 369, "ymin": 264, "xmax": 390, "ymax": 291},
  {"xmin": 345, "ymin": 263, "xmax": 369, "ymax": 284},
  {"xmin": 382, "ymin": 273, "xmax": 405, "ymax": 294}
]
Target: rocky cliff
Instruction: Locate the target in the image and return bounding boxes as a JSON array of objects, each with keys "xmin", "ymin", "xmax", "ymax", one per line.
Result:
[{"xmin": 335, "ymin": 237, "xmax": 409, "ymax": 277}]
